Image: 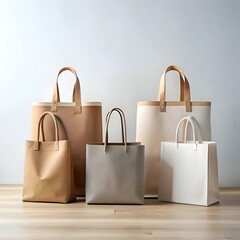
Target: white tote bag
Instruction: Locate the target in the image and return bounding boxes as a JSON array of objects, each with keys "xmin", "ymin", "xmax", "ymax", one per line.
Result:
[
  {"xmin": 86, "ymin": 108, "xmax": 144, "ymax": 204},
  {"xmin": 136, "ymin": 65, "xmax": 211, "ymax": 196},
  {"xmin": 158, "ymin": 116, "xmax": 219, "ymax": 206}
]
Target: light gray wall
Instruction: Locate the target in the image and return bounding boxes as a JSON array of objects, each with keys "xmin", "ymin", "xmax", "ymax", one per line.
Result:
[{"xmin": 0, "ymin": 0, "xmax": 239, "ymax": 186}]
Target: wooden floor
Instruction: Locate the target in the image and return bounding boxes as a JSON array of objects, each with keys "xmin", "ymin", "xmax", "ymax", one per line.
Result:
[{"xmin": 0, "ymin": 186, "xmax": 239, "ymax": 240}]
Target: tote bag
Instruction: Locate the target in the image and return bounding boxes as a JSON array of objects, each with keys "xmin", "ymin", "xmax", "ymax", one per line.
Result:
[
  {"xmin": 23, "ymin": 111, "xmax": 75, "ymax": 203},
  {"xmin": 136, "ymin": 65, "xmax": 211, "ymax": 196},
  {"xmin": 158, "ymin": 116, "xmax": 219, "ymax": 206},
  {"xmin": 86, "ymin": 108, "xmax": 144, "ymax": 204},
  {"xmin": 31, "ymin": 67, "xmax": 102, "ymax": 196}
]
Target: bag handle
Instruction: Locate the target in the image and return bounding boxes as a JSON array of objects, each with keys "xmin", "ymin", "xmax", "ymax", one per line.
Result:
[
  {"xmin": 39, "ymin": 115, "xmax": 59, "ymax": 142},
  {"xmin": 104, "ymin": 108, "xmax": 127, "ymax": 153},
  {"xmin": 51, "ymin": 67, "xmax": 82, "ymax": 114},
  {"xmin": 105, "ymin": 109, "xmax": 124, "ymax": 144},
  {"xmin": 182, "ymin": 117, "xmax": 202, "ymax": 143},
  {"xmin": 175, "ymin": 116, "xmax": 199, "ymax": 150},
  {"xmin": 158, "ymin": 65, "xmax": 192, "ymax": 112},
  {"xmin": 34, "ymin": 111, "xmax": 59, "ymax": 151}
]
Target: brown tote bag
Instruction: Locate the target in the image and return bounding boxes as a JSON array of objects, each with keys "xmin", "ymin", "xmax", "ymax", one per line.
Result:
[
  {"xmin": 31, "ymin": 67, "xmax": 103, "ymax": 196},
  {"xmin": 23, "ymin": 111, "xmax": 75, "ymax": 203}
]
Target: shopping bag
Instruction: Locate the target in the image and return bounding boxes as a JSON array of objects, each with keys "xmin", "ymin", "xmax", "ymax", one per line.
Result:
[
  {"xmin": 23, "ymin": 111, "xmax": 75, "ymax": 203},
  {"xmin": 31, "ymin": 67, "xmax": 102, "ymax": 196},
  {"xmin": 158, "ymin": 116, "xmax": 219, "ymax": 206},
  {"xmin": 136, "ymin": 65, "xmax": 211, "ymax": 196},
  {"xmin": 86, "ymin": 108, "xmax": 144, "ymax": 204}
]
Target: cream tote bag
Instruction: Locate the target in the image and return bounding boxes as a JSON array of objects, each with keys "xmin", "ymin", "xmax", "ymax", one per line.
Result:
[
  {"xmin": 136, "ymin": 65, "xmax": 211, "ymax": 196},
  {"xmin": 31, "ymin": 67, "xmax": 103, "ymax": 196},
  {"xmin": 23, "ymin": 111, "xmax": 75, "ymax": 203},
  {"xmin": 86, "ymin": 108, "xmax": 144, "ymax": 204},
  {"xmin": 158, "ymin": 116, "xmax": 219, "ymax": 206}
]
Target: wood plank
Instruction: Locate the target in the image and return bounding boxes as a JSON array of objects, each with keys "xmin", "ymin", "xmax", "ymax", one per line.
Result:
[{"xmin": 0, "ymin": 186, "xmax": 239, "ymax": 240}]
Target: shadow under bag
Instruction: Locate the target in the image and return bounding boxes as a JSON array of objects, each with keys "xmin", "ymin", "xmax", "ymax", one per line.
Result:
[
  {"xmin": 86, "ymin": 108, "xmax": 145, "ymax": 204},
  {"xmin": 23, "ymin": 111, "xmax": 75, "ymax": 203}
]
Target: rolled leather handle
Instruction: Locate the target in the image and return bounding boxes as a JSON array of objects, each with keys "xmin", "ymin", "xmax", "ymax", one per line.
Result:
[
  {"xmin": 105, "ymin": 108, "xmax": 125, "ymax": 144},
  {"xmin": 104, "ymin": 108, "xmax": 127, "ymax": 153},
  {"xmin": 34, "ymin": 111, "xmax": 59, "ymax": 151}
]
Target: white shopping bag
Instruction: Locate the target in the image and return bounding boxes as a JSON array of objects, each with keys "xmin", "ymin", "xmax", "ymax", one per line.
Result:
[{"xmin": 158, "ymin": 116, "xmax": 219, "ymax": 206}]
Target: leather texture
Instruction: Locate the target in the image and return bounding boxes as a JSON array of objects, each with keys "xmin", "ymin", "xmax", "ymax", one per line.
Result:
[
  {"xmin": 31, "ymin": 67, "xmax": 103, "ymax": 196},
  {"xmin": 23, "ymin": 111, "xmax": 76, "ymax": 203},
  {"xmin": 136, "ymin": 65, "xmax": 212, "ymax": 196},
  {"xmin": 158, "ymin": 116, "xmax": 219, "ymax": 206},
  {"xmin": 86, "ymin": 108, "xmax": 144, "ymax": 204}
]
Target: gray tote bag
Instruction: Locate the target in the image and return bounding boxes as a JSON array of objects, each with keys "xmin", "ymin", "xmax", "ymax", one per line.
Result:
[{"xmin": 86, "ymin": 108, "xmax": 144, "ymax": 204}]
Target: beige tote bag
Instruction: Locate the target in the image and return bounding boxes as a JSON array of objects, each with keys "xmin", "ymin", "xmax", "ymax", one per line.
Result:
[
  {"xmin": 31, "ymin": 67, "xmax": 103, "ymax": 196},
  {"xmin": 23, "ymin": 111, "xmax": 75, "ymax": 203},
  {"xmin": 136, "ymin": 65, "xmax": 211, "ymax": 197},
  {"xmin": 86, "ymin": 108, "xmax": 144, "ymax": 204},
  {"xmin": 158, "ymin": 116, "xmax": 219, "ymax": 206}
]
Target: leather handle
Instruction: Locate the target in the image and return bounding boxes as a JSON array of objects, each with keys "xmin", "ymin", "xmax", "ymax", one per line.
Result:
[
  {"xmin": 104, "ymin": 108, "xmax": 127, "ymax": 153},
  {"xmin": 158, "ymin": 65, "xmax": 192, "ymax": 112},
  {"xmin": 51, "ymin": 67, "xmax": 82, "ymax": 114},
  {"xmin": 105, "ymin": 109, "xmax": 124, "ymax": 144},
  {"xmin": 34, "ymin": 111, "xmax": 59, "ymax": 151},
  {"xmin": 39, "ymin": 115, "xmax": 57, "ymax": 142}
]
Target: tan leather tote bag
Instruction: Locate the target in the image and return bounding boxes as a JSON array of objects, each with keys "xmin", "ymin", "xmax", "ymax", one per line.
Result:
[
  {"xmin": 136, "ymin": 65, "xmax": 211, "ymax": 197},
  {"xmin": 23, "ymin": 111, "xmax": 75, "ymax": 203},
  {"xmin": 86, "ymin": 108, "xmax": 144, "ymax": 204},
  {"xmin": 31, "ymin": 67, "xmax": 103, "ymax": 196}
]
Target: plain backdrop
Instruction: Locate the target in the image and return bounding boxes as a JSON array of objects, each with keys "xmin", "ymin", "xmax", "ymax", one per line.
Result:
[{"xmin": 0, "ymin": 0, "xmax": 239, "ymax": 186}]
